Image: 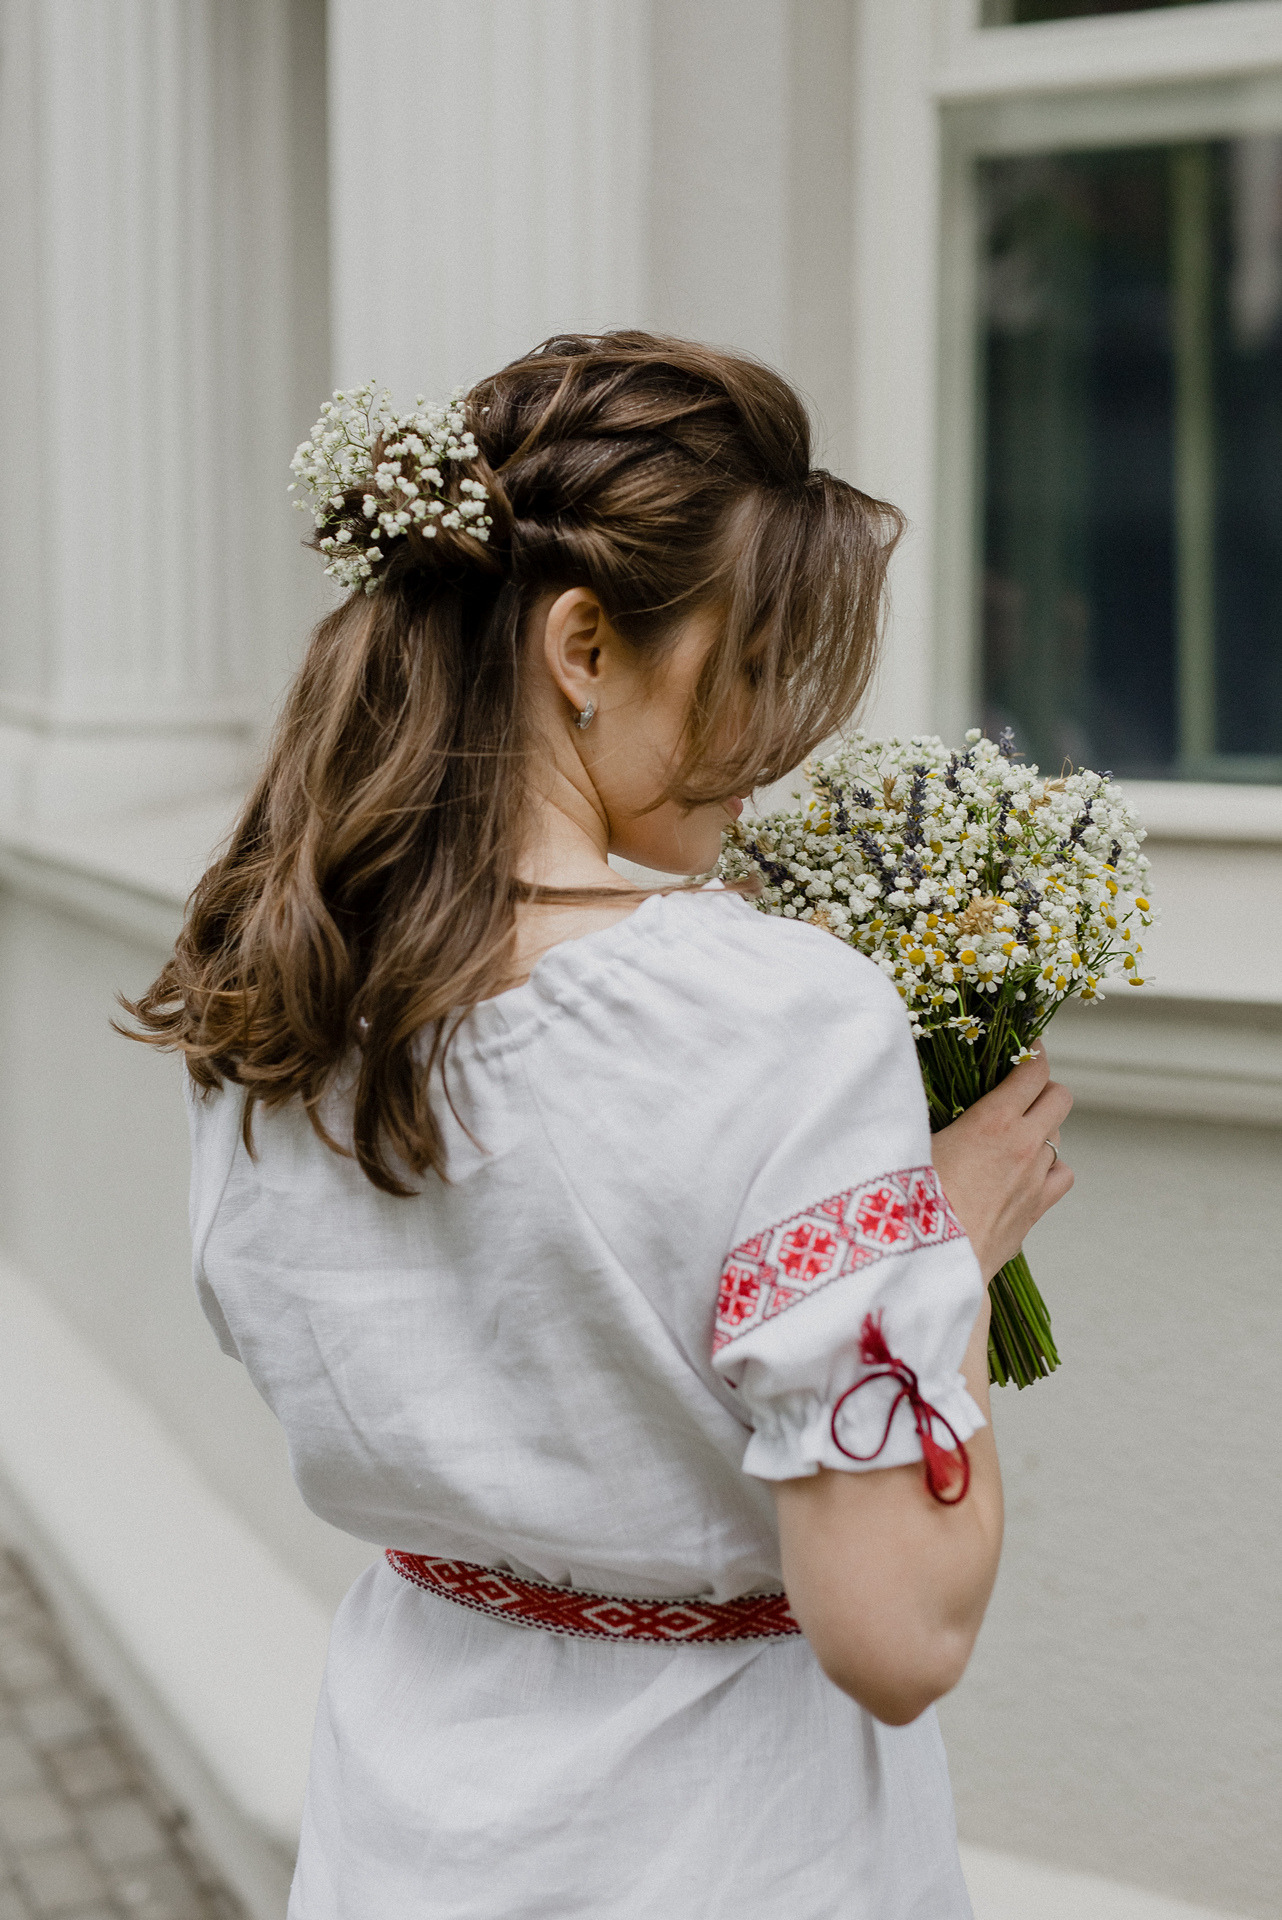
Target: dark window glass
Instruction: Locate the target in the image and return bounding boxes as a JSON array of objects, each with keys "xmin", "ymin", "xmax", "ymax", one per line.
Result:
[
  {"xmin": 979, "ymin": 142, "xmax": 1282, "ymax": 782},
  {"xmin": 983, "ymin": 1, "xmax": 1249, "ymax": 22}
]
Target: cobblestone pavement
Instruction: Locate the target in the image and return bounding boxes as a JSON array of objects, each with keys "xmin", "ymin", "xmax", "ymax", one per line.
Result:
[{"xmin": 0, "ymin": 1548, "xmax": 245, "ymax": 1920}]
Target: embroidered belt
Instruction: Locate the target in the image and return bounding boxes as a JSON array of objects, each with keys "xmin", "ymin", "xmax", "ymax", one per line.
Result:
[{"xmin": 384, "ymin": 1551, "xmax": 802, "ymax": 1644}]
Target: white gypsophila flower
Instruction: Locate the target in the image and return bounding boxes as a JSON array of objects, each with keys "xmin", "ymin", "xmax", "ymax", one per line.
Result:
[
  {"xmin": 289, "ymin": 383, "xmax": 493, "ymax": 594},
  {"xmin": 718, "ymin": 729, "xmax": 1154, "ymax": 1081}
]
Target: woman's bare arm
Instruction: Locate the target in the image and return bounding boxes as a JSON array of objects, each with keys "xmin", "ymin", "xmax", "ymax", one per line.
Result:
[{"xmin": 773, "ymin": 1047, "xmax": 1072, "ymax": 1724}]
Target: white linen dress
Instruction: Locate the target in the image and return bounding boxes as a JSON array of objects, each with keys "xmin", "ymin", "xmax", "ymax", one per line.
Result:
[{"xmin": 185, "ymin": 889, "xmax": 986, "ymax": 1919}]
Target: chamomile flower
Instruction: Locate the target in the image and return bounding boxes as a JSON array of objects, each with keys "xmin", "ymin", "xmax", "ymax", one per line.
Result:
[
  {"xmin": 720, "ymin": 729, "xmax": 1151, "ymax": 1056},
  {"xmin": 719, "ymin": 731, "xmax": 1154, "ymax": 1390}
]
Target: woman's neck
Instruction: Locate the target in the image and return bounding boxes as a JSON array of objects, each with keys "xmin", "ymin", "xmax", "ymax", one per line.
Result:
[{"xmin": 508, "ymin": 761, "xmax": 641, "ymax": 987}]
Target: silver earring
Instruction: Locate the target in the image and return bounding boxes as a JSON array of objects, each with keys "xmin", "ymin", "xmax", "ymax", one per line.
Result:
[{"xmin": 574, "ymin": 702, "xmax": 595, "ymax": 731}]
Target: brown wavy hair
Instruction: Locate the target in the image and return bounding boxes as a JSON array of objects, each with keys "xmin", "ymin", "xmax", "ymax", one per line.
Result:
[{"xmin": 123, "ymin": 332, "xmax": 903, "ymax": 1192}]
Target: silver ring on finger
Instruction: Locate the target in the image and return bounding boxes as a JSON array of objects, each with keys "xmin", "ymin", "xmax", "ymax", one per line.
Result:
[{"xmin": 1044, "ymin": 1138, "xmax": 1059, "ymax": 1167}]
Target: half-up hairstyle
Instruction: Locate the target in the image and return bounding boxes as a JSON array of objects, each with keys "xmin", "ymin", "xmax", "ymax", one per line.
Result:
[{"xmin": 123, "ymin": 332, "xmax": 903, "ymax": 1192}]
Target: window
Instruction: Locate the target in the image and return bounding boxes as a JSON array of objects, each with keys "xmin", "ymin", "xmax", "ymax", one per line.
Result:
[
  {"xmin": 933, "ymin": 0, "xmax": 1282, "ymax": 786},
  {"xmin": 979, "ymin": 139, "xmax": 1282, "ymax": 780}
]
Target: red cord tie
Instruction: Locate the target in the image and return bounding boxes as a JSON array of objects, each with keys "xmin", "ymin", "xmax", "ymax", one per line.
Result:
[{"xmin": 829, "ymin": 1312, "xmax": 971, "ymax": 1505}]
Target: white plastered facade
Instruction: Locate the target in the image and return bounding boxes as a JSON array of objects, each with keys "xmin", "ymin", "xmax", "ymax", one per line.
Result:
[{"xmin": 0, "ymin": 4, "xmax": 1277, "ymax": 1917}]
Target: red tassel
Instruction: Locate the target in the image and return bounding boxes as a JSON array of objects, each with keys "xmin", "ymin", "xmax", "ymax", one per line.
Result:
[
  {"xmin": 858, "ymin": 1314, "xmax": 893, "ymax": 1368},
  {"xmin": 919, "ymin": 1431, "xmax": 969, "ymax": 1504},
  {"xmin": 831, "ymin": 1312, "xmax": 971, "ymax": 1506}
]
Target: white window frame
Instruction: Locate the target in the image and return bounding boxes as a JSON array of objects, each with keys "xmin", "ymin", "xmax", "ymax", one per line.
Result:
[{"xmin": 852, "ymin": 0, "xmax": 1282, "ymax": 840}]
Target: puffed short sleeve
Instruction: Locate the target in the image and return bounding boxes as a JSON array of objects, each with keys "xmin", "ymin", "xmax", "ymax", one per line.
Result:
[{"xmin": 709, "ymin": 932, "xmax": 986, "ymax": 1483}]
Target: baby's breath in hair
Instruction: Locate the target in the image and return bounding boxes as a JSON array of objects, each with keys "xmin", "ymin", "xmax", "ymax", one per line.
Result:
[{"xmin": 289, "ymin": 383, "xmax": 493, "ymax": 594}]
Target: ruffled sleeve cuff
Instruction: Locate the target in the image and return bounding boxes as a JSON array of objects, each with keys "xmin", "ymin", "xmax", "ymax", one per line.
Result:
[
  {"xmin": 712, "ymin": 1164, "xmax": 987, "ymax": 1488},
  {"xmin": 738, "ymin": 1367, "xmax": 986, "ymax": 1482}
]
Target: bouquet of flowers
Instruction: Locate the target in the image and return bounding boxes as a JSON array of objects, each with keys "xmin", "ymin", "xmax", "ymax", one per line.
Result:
[{"xmin": 720, "ymin": 729, "xmax": 1153, "ymax": 1388}]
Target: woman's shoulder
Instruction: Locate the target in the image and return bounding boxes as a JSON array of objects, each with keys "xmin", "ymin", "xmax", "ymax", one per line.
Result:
[
  {"xmin": 478, "ymin": 886, "xmax": 917, "ymax": 1098},
  {"xmin": 563, "ymin": 889, "xmax": 917, "ymax": 1088},
  {"xmin": 543, "ymin": 891, "xmax": 932, "ymax": 1248},
  {"xmin": 654, "ymin": 889, "xmax": 905, "ymax": 1025}
]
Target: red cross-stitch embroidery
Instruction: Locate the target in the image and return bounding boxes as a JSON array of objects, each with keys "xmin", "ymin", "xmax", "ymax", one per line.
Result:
[
  {"xmin": 718, "ymin": 1264, "xmax": 763, "ymax": 1328},
  {"xmin": 852, "ymin": 1185, "xmax": 911, "ymax": 1245},
  {"xmin": 778, "ymin": 1221, "xmax": 839, "ymax": 1282},
  {"xmin": 385, "ymin": 1552, "xmax": 802, "ymax": 1643},
  {"xmin": 905, "ymin": 1167, "xmax": 944, "ymax": 1238},
  {"xmin": 712, "ymin": 1165, "xmax": 965, "ymax": 1353}
]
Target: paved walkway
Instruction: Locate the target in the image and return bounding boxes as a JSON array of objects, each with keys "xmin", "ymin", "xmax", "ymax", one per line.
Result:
[{"xmin": 0, "ymin": 1549, "xmax": 244, "ymax": 1920}]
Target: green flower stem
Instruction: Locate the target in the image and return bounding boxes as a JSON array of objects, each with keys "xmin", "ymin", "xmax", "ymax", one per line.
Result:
[
  {"xmin": 918, "ymin": 1034, "xmax": 1061, "ymax": 1389},
  {"xmin": 987, "ymin": 1248, "xmax": 1059, "ymax": 1389}
]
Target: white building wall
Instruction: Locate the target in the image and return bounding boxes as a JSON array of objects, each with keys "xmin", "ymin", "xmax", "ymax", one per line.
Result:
[
  {"xmin": 649, "ymin": 0, "xmax": 858, "ymax": 475},
  {"xmin": 0, "ymin": 0, "xmax": 331, "ymax": 832},
  {"xmin": 939, "ymin": 1109, "xmax": 1282, "ymax": 1917},
  {"xmin": 328, "ymin": 0, "xmax": 649, "ymax": 398},
  {"xmin": 0, "ymin": 4, "xmax": 1278, "ymax": 1916}
]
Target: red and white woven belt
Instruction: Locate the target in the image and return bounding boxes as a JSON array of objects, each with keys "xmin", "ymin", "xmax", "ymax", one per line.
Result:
[{"xmin": 385, "ymin": 1550, "xmax": 802, "ymax": 1644}]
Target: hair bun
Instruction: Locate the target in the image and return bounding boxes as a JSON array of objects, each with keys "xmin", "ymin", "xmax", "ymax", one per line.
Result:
[{"xmin": 289, "ymin": 384, "xmax": 507, "ymax": 596}]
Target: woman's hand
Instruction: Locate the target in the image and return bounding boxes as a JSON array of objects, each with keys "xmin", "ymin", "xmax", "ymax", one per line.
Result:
[{"xmin": 931, "ymin": 1044, "xmax": 1074, "ymax": 1283}]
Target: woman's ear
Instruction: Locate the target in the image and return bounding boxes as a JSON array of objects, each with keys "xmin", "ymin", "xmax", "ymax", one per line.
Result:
[{"xmin": 542, "ymin": 589, "xmax": 611, "ymax": 720}]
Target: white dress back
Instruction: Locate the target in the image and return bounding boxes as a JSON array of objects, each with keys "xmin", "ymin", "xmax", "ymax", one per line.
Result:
[{"xmin": 187, "ymin": 890, "xmax": 983, "ymax": 1918}]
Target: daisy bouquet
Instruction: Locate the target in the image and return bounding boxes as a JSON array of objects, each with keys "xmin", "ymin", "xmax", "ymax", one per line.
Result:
[{"xmin": 720, "ymin": 729, "xmax": 1153, "ymax": 1388}]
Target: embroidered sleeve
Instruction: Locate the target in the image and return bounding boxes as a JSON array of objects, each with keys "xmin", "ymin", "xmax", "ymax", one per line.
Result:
[
  {"xmin": 702, "ymin": 933, "xmax": 989, "ymax": 1488},
  {"xmin": 713, "ymin": 1166, "xmax": 965, "ymax": 1354},
  {"xmin": 711, "ymin": 1165, "xmax": 985, "ymax": 1485}
]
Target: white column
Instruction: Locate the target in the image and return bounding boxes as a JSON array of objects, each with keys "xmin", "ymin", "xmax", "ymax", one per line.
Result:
[
  {"xmin": 0, "ymin": 0, "xmax": 327, "ymax": 827},
  {"xmin": 649, "ymin": 0, "xmax": 857, "ymax": 478},
  {"xmin": 849, "ymin": 0, "xmax": 943, "ymax": 740},
  {"xmin": 649, "ymin": 0, "xmax": 790, "ymax": 373},
  {"xmin": 330, "ymin": 0, "xmax": 861, "ymax": 481},
  {"xmin": 329, "ymin": 0, "xmax": 650, "ymax": 397}
]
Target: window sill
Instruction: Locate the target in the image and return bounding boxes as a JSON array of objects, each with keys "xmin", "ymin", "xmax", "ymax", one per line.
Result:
[
  {"xmin": 937, "ymin": 2, "xmax": 1282, "ymax": 103},
  {"xmin": 1050, "ymin": 992, "xmax": 1282, "ymax": 1129},
  {"xmin": 1120, "ymin": 780, "xmax": 1282, "ymax": 846}
]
